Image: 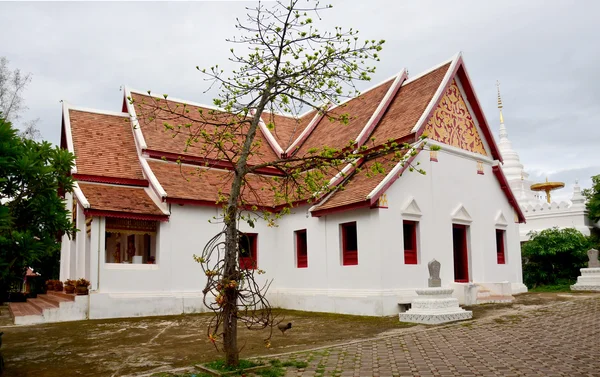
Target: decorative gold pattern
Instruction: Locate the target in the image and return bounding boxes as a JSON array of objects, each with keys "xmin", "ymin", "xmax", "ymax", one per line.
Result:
[
  {"xmin": 424, "ymin": 80, "xmax": 487, "ymax": 156},
  {"xmin": 430, "ymin": 150, "xmax": 438, "ymax": 162},
  {"xmin": 377, "ymin": 193, "xmax": 388, "ymax": 208},
  {"xmin": 105, "ymin": 218, "xmax": 157, "ymax": 234},
  {"xmin": 477, "ymin": 161, "xmax": 484, "ymax": 175}
]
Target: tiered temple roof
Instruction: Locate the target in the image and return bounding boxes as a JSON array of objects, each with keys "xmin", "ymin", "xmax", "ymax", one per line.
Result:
[{"xmin": 60, "ymin": 53, "xmax": 526, "ymax": 223}]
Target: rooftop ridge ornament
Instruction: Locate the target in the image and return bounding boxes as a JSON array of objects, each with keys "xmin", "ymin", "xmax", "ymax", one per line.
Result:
[{"xmin": 496, "ymin": 80, "xmax": 504, "ymax": 124}]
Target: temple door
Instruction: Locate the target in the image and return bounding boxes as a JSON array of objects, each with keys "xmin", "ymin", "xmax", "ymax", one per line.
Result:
[{"xmin": 452, "ymin": 224, "xmax": 470, "ymax": 282}]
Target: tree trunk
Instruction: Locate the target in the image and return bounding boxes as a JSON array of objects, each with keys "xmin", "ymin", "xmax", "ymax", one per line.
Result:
[
  {"xmin": 223, "ymin": 202, "xmax": 239, "ymax": 366},
  {"xmin": 221, "ymin": 89, "xmax": 271, "ymax": 367}
]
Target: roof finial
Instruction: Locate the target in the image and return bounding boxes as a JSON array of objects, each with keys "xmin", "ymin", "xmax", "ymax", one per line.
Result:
[{"xmin": 496, "ymin": 80, "xmax": 504, "ymax": 124}]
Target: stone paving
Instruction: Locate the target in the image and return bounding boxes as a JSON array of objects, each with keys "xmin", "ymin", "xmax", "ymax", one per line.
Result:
[{"xmin": 276, "ymin": 296, "xmax": 600, "ymax": 377}]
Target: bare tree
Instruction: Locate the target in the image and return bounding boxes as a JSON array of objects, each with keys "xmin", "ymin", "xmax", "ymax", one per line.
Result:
[
  {"xmin": 0, "ymin": 57, "xmax": 40, "ymax": 138},
  {"xmin": 132, "ymin": 0, "xmax": 429, "ymax": 366},
  {"xmin": 0, "ymin": 57, "xmax": 32, "ymax": 122}
]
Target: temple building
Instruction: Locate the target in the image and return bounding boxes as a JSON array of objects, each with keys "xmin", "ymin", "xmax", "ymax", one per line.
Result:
[
  {"xmin": 11, "ymin": 53, "xmax": 529, "ymax": 324},
  {"xmin": 494, "ymin": 85, "xmax": 593, "ymax": 241}
]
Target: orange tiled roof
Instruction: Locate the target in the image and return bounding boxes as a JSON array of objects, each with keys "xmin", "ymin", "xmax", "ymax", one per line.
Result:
[
  {"xmin": 263, "ymin": 111, "xmax": 315, "ymax": 150},
  {"xmin": 293, "ymin": 79, "xmax": 394, "ymax": 157},
  {"xmin": 313, "ymin": 152, "xmax": 406, "ymax": 212},
  {"xmin": 69, "ymin": 110, "xmax": 145, "ymax": 181},
  {"xmin": 130, "ymin": 92, "xmax": 280, "ymax": 165},
  {"xmin": 78, "ymin": 182, "xmax": 165, "ymax": 217},
  {"xmin": 148, "ymin": 159, "xmax": 330, "ymax": 208},
  {"xmin": 368, "ymin": 63, "xmax": 450, "ymax": 145}
]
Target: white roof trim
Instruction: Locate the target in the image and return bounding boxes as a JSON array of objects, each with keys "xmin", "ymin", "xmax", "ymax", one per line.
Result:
[
  {"xmin": 285, "ymin": 108, "xmax": 326, "ymax": 155},
  {"xmin": 140, "ymin": 158, "xmax": 167, "ymax": 200},
  {"xmin": 143, "ymin": 187, "xmax": 170, "ymax": 215},
  {"xmin": 123, "ymin": 86, "xmax": 148, "ymax": 151},
  {"xmin": 252, "ymin": 109, "xmax": 284, "ymax": 157},
  {"xmin": 410, "ymin": 52, "xmax": 461, "ymax": 133},
  {"xmin": 62, "ymin": 102, "xmax": 77, "ymax": 175},
  {"xmin": 427, "ymin": 140, "xmax": 494, "ymax": 163},
  {"xmin": 66, "ymin": 105, "xmax": 128, "ymax": 118},
  {"xmin": 127, "ymin": 87, "xmax": 224, "ymax": 113},
  {"xmin": 366, "ymin": 140, "xmax": 424, "ymax": 200},
  {"xmin": 355, "ymin": 69, "xmax": 407, "ymax": 147},
  {"xmin": 72, "ymin": 182, "xmax": 90, "ymax": 209},
  {"xmin": 308, "ymin": 159, "xmax": 361, "ymax": 212}
]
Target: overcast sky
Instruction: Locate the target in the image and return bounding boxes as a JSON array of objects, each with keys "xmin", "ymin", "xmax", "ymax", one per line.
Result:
[{"xmin": 1, "ymin": 0, "xmax": 598, "ymax": 200}]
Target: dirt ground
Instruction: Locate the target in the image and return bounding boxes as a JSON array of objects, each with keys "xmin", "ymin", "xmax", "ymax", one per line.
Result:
[{"xmin": 0, "ymin": 292, "xmax": 596, "ymax": 377}]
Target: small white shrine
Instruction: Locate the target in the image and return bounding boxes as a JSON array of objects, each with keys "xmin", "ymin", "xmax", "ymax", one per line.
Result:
[{"xmin": 571, "ymin": 249, "xmax": 600, "ymax": 291}]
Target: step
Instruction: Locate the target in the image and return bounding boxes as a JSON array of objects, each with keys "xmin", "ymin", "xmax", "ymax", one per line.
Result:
[
  {"xmin": 37, "ymin": 293, "xmax": 74, "ymax": 307},
  {"xmin": 9, "ymin": 301, "xmax": 42, "ymax": 317},
  {"xmin": 46, "ymin": 290, "xmax": 76, "ymax": 301},
  {"xmin": 28, "ymin": 297, "xmax": 59, "ymax": 312}
]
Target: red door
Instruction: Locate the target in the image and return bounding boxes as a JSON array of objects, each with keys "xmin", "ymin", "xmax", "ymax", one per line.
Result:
[{"xmin": 452, "ymin": 224, "xmax": 469, "ymax": 282}]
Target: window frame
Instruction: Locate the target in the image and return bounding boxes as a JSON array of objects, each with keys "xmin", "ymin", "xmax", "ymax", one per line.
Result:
[
  {"xmin": 495, "ymin": 229, "xmax": 506, "ymax": 264},
  {"xmin": 340, "ymin": 222, "xmax": 358, "ymax": 266},
  {"xmin": 295, "ymin": 229, "xmax": 308, "ymax": 268},
  {"xmin": 239, "ymin": 233, "xmax": 258, "ymax": 270},
  {"xmin": 403, "ymin": 220, "xmax": 418, "ymax": 264}
]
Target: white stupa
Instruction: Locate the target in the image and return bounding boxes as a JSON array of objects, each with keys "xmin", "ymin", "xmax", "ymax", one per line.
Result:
[{"xmin": 495, "ymin": 82, "xmax": 593, "ymax": 240}]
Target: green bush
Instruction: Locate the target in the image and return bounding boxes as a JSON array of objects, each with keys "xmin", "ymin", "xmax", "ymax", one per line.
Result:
[{"xmin": 522, "ymin": 227, "xmax": 589, "ymax": 288}]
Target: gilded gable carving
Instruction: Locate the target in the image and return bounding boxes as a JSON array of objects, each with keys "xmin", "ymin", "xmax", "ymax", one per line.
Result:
[{"xmin": 423, "ymin": 80, "xmax": 487, "ymax": 156}]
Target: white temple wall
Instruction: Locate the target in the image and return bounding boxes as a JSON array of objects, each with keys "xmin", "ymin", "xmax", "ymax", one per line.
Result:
[
  {"xmin": 381, "ymin": 151, "xmax": 524, "ymax": 293},
  {"xmin": 519, "ymin": 209, "xmax": 591, "ymax": 241}
]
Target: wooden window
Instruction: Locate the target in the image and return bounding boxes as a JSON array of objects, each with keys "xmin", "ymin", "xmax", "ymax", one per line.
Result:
[
  {"xmin": 403, "ymin": 220, "xmax": 418, "ymax": 264},
  {"xmin": 496, "ymin": 229, "xmax": 506, "ymax": 264},
  {"xmin": 239, "ymin": 233, "xmax": 258, "ymax": 269},
  {"xmin": 295, "ymin": 229, "xmax": 308, "ymax": 268},
  {"xmin": 341, "ymin": 222, "xmax": 358, "ymax": 266}
]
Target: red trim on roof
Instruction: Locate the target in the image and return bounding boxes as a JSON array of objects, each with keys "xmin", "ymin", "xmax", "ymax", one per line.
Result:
[
  {"xmin": 83, "ymin": 209, "xmax": 169, "ymax": 222},
  {"xmin": 455, "ymin": 65, "xmax": 503, "ymax": 162},
  {"xmin": 311, "ymin": 199, "xmax": 371, "ymax": 218},
  {"xmin": 145, "ymin": 149, "xmax": 285, "ymax": 176},
  {"xmin": 73, "ymin": 174, "xmax": 149, "ymax": 187},
  {"xmin": 492, "ymin": 165, "xmax": 526, "ymax": 223}
]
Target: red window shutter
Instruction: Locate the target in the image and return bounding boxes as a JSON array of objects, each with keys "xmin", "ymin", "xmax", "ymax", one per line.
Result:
[
  {"xmin": 295, "ymin": 230, "xmax": 308, "ymax": 268},
  {"xmin": 496, "ymin": 229, "xmax": 506, "ymax": 264},
  {"xmin": 341, "ymin": 222, "xmax": 358, "ymax": 266},
  {"xmin": 403, "ymin": 221, "xmax": 418, "ymax": 264}
]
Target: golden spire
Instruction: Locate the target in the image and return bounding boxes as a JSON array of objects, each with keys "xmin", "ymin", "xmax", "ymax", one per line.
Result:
[{"xmin": 496, "ymin": 80, "xmax": 504, "ymax": 124}]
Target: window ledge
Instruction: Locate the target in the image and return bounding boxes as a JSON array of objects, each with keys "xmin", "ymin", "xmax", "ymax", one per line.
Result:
[{"xmin": 104, "ymin": 263, "xmax": 159, "ymax": 270}]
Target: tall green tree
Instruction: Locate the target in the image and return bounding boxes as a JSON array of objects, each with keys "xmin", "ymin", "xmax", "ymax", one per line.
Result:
[
  {"xmin": 0, "ymin": 115, "xmax": 76, "ymax": 301},
  {"xmin": 583, "ymin": 174, "xmax": 600, "ymax": 223},
  {"xmin": 522, "ymin": 227, "xmax": 590, "ymax": 288},
  {"xmin": 133, "ymin": 0, "xmax": 428, "ymax": 366}
]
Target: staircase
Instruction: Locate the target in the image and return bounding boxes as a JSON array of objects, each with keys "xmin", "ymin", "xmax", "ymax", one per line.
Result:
[
  {"xmin": 8, "ymin": 291, "xmax": 88, "ymax": 325},
  {"xmin": 476, "ymin": 284, "xmax": 514, "ymax": 304}
]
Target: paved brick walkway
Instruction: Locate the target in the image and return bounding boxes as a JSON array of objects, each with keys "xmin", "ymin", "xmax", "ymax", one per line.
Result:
[{"xmin": 277, "ymin": 296, "xmax": 600, "ymax": 377}]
